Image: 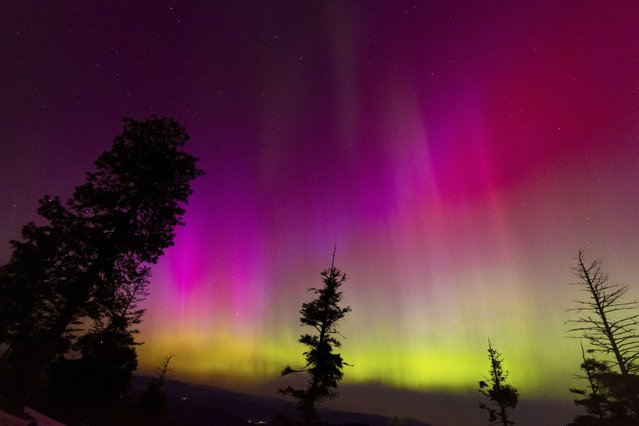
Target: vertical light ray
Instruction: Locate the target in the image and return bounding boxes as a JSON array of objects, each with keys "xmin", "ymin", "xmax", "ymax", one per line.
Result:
[{"xmin": 133, "ymin": 2, "xmax": 639, "ymax": 401}]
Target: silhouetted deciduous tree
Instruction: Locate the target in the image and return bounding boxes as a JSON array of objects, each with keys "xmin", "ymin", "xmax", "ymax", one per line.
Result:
[
  {"xmin": 478, "ymin": 339, "xmax": 518, "ymax": 426},
  {"xmin": 279, "ymin": 257, "xmax": 351, "ymax": 425},
  {"xmin": 567, "ymin": 250, "xmax": 639, "ymax": 423},
  {"xmin": 0, "ymin": 116, "xmax": 202, "ymax": 414}
]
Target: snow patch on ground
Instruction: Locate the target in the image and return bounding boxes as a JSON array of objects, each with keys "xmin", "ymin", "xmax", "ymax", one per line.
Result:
[{"xmin": 0, "ymin": 408, "xmax": 65, "ymax": 426}]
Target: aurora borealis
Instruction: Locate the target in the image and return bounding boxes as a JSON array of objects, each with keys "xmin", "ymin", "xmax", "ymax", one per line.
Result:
[{"xmin": 2, "ymin": 1, "xmax": 639, "ymax": 424}]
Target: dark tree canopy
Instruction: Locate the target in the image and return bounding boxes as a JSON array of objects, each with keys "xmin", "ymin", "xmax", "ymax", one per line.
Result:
[
  {"xmin": 567, "ymin": 345, "xmax": 639, "ymax": 426},
  {"xmin": 0, "ymin": 116, "xmax": 203, "ymax": 413},
  {"xmin": 279, "ymin": 259, "xmax": 351, "ymax": 425},
  {"xmin": 478, "ymin": 339, "xmax": 519, "ymax": 426},
  {"xmin": 48, "ymin": 325, "xmax": 138, "ymax": 401}
]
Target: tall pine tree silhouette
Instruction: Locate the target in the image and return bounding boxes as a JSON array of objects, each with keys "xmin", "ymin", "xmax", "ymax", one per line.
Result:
[
  {"xmin": 478, "ymin": 339, "xmax": 519, "ymax": 426},
  {"xmin": 280, "ymin": 253, "xmax": 351, "ymax": 425},
  {"xmin": 0, "ymin": 116, "xmax": 202, "ymax": 414}
]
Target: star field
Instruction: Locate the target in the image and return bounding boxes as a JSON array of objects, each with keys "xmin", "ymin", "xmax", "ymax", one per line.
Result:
[{"xmin": 2, "ymin": 2, "xmax": 639, "ymax": 424}]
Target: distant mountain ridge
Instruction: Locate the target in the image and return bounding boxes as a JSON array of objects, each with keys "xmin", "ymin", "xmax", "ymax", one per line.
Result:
[{"xmin": 132, "ymin": 376, "xmax": 430, "ymax": 426}]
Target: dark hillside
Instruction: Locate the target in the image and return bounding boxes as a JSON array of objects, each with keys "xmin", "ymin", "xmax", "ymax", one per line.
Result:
[{"xmin": 132, "ymin": 376, "xmax": 430, "ymax": 426}]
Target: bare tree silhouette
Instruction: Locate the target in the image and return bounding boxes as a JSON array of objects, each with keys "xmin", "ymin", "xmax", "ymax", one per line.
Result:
[{"xmin": 566, "ymin": 250, "xmax": 639, "ymax": 423}]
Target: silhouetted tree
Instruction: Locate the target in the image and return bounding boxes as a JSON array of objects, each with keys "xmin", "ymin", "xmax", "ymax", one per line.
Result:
[
  {"xmin": 566, "ymin": 345, "xmax": 639, "ymax": 425},
  {"xmin": 279, "ymin": 257, "xmax": 351, "ymax": 425},
  {"xmin": 138, "ymin": 354, "xmax": 174, "ymax": 425},
  {"xmin": 35, "ymin": 265, "xmax": 149, "ymax": 423},
  {"xmin": 567, "ymin": 250, "xmax": 639, "ymax": 419},
  {"xmin": 569, "ymin": 344, "xmax": 610, "ymax": 423},
  {"xmin": 0, "ymin": 116, "xmax": 202, "ymax": 414},
  {"xmin": 478, "ymin": 339, "xmax": 518, "ymax": 426},
  {"xmin": 57, "ymin": 326, "xmax": 138, "ymax": 396},
  {"xmin": 106, "ymin": 262, "xmax": 150, "ymax": 336},
  {"xmin": 151, "ymin": 353, "xmax": 174, "ymax": 390},
  {"xmin": 389, "ymin": 416, "xmax": 404, "ymax": 426},
  {"xmin": 0, "ymin": 223, "xmax": 67, "ymax": 366}
]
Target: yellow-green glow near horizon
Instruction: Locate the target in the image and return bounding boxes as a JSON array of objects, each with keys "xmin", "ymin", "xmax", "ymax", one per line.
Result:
[
  {"xmin": 136, "ymin": 213, "xmax": 623, "ymax": 400},
  {"xmin": 135, "ymin": 41, "xmax": 639, "ymax": 395}
]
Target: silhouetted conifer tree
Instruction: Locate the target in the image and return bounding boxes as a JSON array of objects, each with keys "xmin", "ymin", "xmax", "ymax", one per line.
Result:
[
  {"xmin": 34, "ymin": 265, "xmax": 149, "ymax": 425},
  {"xmin": 389, "ymin": 416, "xmax": 405, "ymax": 426},
  {"xmin": 566, "ymin": 344, "xmax": 639, "ymax": 425},
  {"xmin": 138, "ymin": 354, "xmax": 174, "ymax": 425},
  {"xmin": 106, "ymin": 263, "xmax": 150, "ymax": 336},
  {"xmin": 567, "ymin": 250, "xmax": 639, "ymax": 420},
  {"xmin": 279, "ymin": 256, "xmax": 351, "ymax": 425},
  {"xmin": 478, "ymin": 339, "xmax": 518, "ymax": 426},
  {"xmin": 46, "ymin": 325, "xmax": 138, "ymax": 417},
  {"xmin": 0, "ymin": 116, "xmax": 202, "ymax": 414},
  {"xmin": 569, "ymin": 344, "xmax": 610, "ymax": 423}
]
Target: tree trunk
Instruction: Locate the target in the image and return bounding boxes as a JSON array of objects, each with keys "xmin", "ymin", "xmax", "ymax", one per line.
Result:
[{"xmin": 4, "ymin": 251, "xmax": 111, "ymax": 414}]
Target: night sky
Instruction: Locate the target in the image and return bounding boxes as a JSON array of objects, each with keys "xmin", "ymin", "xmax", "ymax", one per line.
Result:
[{"xmin": 2, "ymin": 1, "xmax": 639, "ymax": 425}]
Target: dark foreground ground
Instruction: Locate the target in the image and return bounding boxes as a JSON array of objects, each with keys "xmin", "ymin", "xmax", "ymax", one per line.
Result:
[
  {"xmin": 131, "ymin": 377, "xmax": 579, "ymax": 426},
  {"xmin": 130, "ymin": 376, "xmax": 429, "ymax": 426},
  {"xmin": 14, "ymin": 375, "xmax": 579, "ymax": 425}
]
